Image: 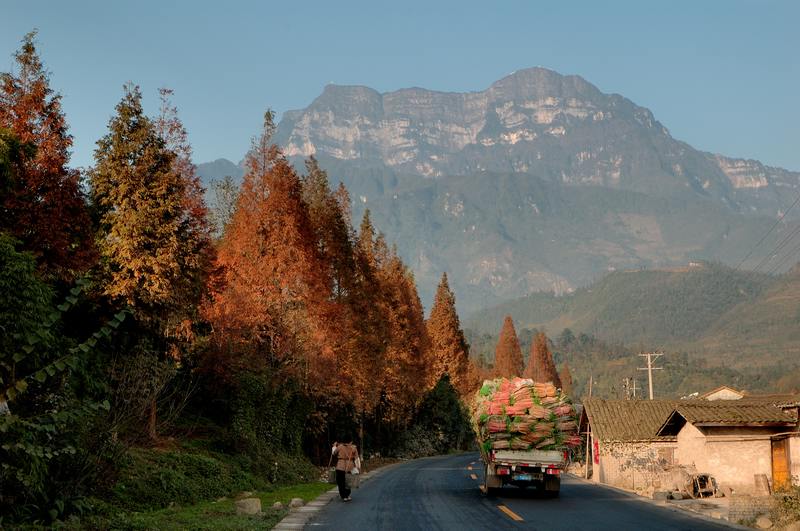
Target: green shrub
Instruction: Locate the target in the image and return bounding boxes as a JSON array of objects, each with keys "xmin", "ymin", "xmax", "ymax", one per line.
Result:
[
  {"xmin": 391, "ymin": 374, "xmax": 473, "ymax": 458},
  {"xmin": 771, "ymin": 486, "xmax": 800, "ymax": 527},
  {"xmin": 110, "ymin": 448, "xmax": 262, "ymax": 511}
]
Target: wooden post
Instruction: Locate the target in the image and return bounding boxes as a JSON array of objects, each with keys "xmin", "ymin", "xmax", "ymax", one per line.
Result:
[{"xmin": 584, "ymin": 425, "xmax": 591, "ymax": 479}]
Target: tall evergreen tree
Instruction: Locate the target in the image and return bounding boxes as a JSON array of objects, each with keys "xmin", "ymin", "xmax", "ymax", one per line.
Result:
[
  {"xmin": 426, "ymin": 272, "xmax": 471, "ymax": 394},
  {"xmin": 0, "ymin": 31, "xmax": 94, "ymax": 280},
  {"xmin": 524, "ymin": 331, "xmax": 561, "ymax": 386},
  {"xmin": 376, "ymin": 251, "xmax": 429, "ymax": 421},
  {"xmin": 302, "ymin": 156, "xmax": 357, "ymax": 299},
  {"xmin": 493, "ymin": 315, "xmax": 524, "ymax": 377},
  {"xmin": 91, "ymin": 85, "xmax": 198, "ymax": 324},
  {"xmin": 154, "ymin": 88, "xmax": 213, "ymax": 334},
  {"xmin": 90, "ymin": 84, "xmax": 210, "ymax": 438}
]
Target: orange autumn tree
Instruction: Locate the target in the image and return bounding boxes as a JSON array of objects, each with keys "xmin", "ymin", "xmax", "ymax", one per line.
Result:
[
  {"xmin": 0, "ymin": 31, "xmax": 94, "ymax": 280},
  {"xmin": 375, "ymin": 244, "xmax": 429, "ymax": 422},
  {"xmin": 204, "ymin": 111, "xmax": 334, "ymax": 390},
  {"xmin": 524, "ymin": 331, "xmax": 561, "ymax": 387},
  {"xmin": 493, "ymin": 316, "xmax": 524, "ymax": 377},
  {"xmin": 426, "ymin": 272, "xmax": 471, "ymax": 394},
  {"xmin": 302, "ymin": 156, "xmax": 357, "ymax": 301},
  {"xmin": 301, "ymin": 159, "xmax": 380, "ymax": 418}
]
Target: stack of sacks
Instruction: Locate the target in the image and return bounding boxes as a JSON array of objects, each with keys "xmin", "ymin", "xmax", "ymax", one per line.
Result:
[{"xmin": 472, "ymin": 377, "xmax": 582, "ymax": 457}]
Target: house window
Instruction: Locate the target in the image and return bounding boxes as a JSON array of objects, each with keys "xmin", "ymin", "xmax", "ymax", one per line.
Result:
[{"xmin": 657, "ymin": 447, "xmax": 675, "ymax": 465}]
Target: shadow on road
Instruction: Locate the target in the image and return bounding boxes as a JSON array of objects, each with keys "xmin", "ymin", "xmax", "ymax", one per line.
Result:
[{"xmin": 484, "ymin": 487, "xmax": 560, "ymax": 500}]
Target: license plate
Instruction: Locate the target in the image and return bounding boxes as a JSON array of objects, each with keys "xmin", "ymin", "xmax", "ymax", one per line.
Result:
[{"xmin": 513, "ymin": 473, "xmax": 532, "ymax": 481}]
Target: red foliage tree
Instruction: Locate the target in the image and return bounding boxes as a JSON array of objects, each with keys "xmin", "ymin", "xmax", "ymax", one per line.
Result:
[
  {"xmin": 203, "ymin": 111, "xmax": 333, "ymax": 390},
  {"xmin": 0, "ymin": 31, "xmax": 94, "ymax": 279},
  {"xmin": 493, "ymin": 316, "xmax": 524, "ymax": 377},
  {"xmin": 378, "ymin": 249, "xmax": 429, "ymax": 421},
  {"xmin": 523, "ymin": 331, "xmax": 561, "ymax": 387},
  {"xmin": 426, "ymin": 272, "xmax": 471, "ymax": 394}
]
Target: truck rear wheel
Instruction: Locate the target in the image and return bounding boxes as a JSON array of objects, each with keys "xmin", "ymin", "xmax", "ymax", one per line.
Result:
[
  {"xmin": 483, "ymin": 463, "xmax": 500, "ymax": 496},
  {"xmin": 544, "ymin": 475, "xmax": 560, "ymax": 498}
]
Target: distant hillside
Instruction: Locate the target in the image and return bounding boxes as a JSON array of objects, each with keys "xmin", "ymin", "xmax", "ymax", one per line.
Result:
[
  {"xmin": 698, "ymin": 265, "xmax": 800, "ymax": 363},
  {"xmin": 465, "ymin": 263, "xmax": 799, "ymax": 367},
  {"xmin": 465, "ymin": 264, "xmax": 800, "ymax": 397}
]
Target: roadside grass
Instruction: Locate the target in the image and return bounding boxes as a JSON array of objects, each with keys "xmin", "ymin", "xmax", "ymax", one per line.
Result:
[
  {"xmin": 105, "ymin": 457, "xmax": 406, "ymax": 530},
  {"xmin": 37, "ymin": 440, "xmax": 327, "ymax": 530},
  {"xmin": 86, "ymin": 483, "xmax": 331, "ymax": 530}
]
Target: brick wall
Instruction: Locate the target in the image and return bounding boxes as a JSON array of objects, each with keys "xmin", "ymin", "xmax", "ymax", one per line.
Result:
[
  {"xmin": 728, "ymin": 495, "xmax": 775, "ymax": 523},
  {"xmin": 597, "ymin": 441, "xmax": 686, "ymax": 492}
]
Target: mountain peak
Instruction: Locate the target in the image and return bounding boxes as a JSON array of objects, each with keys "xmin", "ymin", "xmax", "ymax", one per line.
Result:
[{"xmin": 489, "ymin": 67, "xmax": 600, "ymax": 99}]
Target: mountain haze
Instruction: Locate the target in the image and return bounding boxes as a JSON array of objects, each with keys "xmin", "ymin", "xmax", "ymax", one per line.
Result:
[{"xmin": 199, "ymin": 68, "xmax": 800, "ymax": 312}]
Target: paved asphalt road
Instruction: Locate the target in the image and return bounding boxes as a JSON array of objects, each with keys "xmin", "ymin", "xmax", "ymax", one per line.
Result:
[{"xmin": 307, "ymin": 453, "xmax": 734, "ymax": 530}]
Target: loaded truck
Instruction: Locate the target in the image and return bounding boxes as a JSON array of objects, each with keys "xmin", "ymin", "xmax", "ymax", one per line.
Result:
[
  {"xmin": 472, "ymin": 377, "xmax": 582, "ymax": 498},
  {"xmin": 482, "ymin": 448, "xmax": 566, "ymax": 496}
]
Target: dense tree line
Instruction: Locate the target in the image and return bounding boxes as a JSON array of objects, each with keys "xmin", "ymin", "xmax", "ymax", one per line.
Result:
[{"xmin": 0, "ymin": 33, "xmax": 475, "ymax": 523}]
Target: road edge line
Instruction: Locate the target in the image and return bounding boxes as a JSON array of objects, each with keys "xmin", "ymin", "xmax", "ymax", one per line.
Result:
[{"xmin": 497, "ymin": 504, "xmax": 524, "ymax": 521}]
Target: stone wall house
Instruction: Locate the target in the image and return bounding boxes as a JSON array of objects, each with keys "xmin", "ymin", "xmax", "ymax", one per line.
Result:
[
  {"xmin": 580, "ymin": 399, "xmax": 684, "ymax": 493},
  {"xmin": 656, "ymin": 402, "xmax": 798, "ymax": 494},
  {"xmin": 581, "ymin": 395, "xmax": 800, "ymax": 495}
]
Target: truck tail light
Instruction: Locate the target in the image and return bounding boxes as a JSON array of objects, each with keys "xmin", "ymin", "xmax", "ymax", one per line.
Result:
[
  {"xmin": 546, "ymin": 465, "xmax": 560, "ymax": 475},
  {"xmin": 496, "ymin": 466, "xmax": 510, "ymax": 476}
]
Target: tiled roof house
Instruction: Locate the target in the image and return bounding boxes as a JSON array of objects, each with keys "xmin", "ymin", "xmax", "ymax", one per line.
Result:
[{"xmin": 580, "ymin": 396, "xmax": 800, "ymax": 494}]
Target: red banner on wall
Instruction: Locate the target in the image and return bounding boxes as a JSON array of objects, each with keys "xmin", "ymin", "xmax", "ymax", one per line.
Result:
[{"xmin": 593, "ymin": 440, "xmax": 600, "ymax": 464}]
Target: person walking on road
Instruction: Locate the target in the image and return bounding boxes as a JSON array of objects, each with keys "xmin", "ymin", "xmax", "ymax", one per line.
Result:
[{"xmin": 332, "ymin": 434, "xmax": 360, "ymax": 502}]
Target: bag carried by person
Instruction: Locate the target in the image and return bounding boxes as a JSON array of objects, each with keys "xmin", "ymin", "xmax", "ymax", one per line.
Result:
[
  {"xmin": 346, "ymin": 468, "xmax": 360, "ymax": 489},
  {"xmin": 327, "ymin": 451, "xmax": 336, "ymax": 484}
]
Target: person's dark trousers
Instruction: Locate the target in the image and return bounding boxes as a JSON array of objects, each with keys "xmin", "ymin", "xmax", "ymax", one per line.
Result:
[{"xmin": 336, "ymin": 469, "xmax": 351, "ymax": 499}]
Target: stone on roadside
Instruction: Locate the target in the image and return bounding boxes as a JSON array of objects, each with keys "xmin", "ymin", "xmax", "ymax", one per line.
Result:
[
  {"xmin": 289, "ymin": 497, "xmax": 304, "ymax": 508},
  {"xmin": 235, "ymin": 497, "xmax": 262, "ymax": 515},
  {"xmin": 651, "ymin": 491, "xmax": 669, "ymax": 501},
  {"xmin": 755, "ymin": 515, "xmax": 773, "ymax": 529},
  {"xmin": 272, "ymin": 501, "xmax": 284, "ymax": 510}
]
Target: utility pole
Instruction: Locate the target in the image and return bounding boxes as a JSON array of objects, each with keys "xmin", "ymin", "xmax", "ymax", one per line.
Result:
[
  {"xmin": 623, "ymin": 377, "xmax": 640, "ymax": 399},
  {"xmin": 638, "ymin": 352, "xmax": 663, "ymax": 400}
]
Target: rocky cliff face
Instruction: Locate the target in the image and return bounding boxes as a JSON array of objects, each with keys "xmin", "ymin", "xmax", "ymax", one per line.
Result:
[
  {"xmin": 275, "ymin": 68, "xmax": 798, "ymax": 212},
  {"xmin": 201, "ymin": 68, "xmax": 800, "ymax": 313}
]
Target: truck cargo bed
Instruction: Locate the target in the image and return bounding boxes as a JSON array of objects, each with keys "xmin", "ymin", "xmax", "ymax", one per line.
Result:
[{"xmin": 491, "ymin": 449, "xmax": 564, "ymax": 465}]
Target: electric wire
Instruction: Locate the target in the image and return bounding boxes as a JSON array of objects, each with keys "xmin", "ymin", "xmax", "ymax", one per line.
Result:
[
  {"xmin": 748, "ymin": 222, "xmax": 800, "ymax": 274},
  {"xmin": 766, "ymin": 237, "xmax": 800, "ymax": 276},
  {"xmin": 734, "ymin": 191, "xmax": 800, "ymax": 271}
]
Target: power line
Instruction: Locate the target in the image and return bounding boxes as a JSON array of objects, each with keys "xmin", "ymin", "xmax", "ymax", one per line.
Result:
[
  {"xmin": 734, "ymin": 192, "xmax": 800, "ymax": 271},
  {"xmin": 749, "ymin": 222, "xmax": 800, "ymax": 275},
  {"xmin": 766, "ymin": 237, "xmax": 800, "ymax": 276}
]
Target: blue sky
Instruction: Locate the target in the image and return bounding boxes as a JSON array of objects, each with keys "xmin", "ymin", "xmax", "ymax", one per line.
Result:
[{"xmin": 2, "ymin": 0, "xmax": 798, "ymax": 170}]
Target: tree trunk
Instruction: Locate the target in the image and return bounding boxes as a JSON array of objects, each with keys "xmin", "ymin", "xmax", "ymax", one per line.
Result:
[{"xmin": 148, "ymin": 398, "xmax": 158, "ymax": 441}]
